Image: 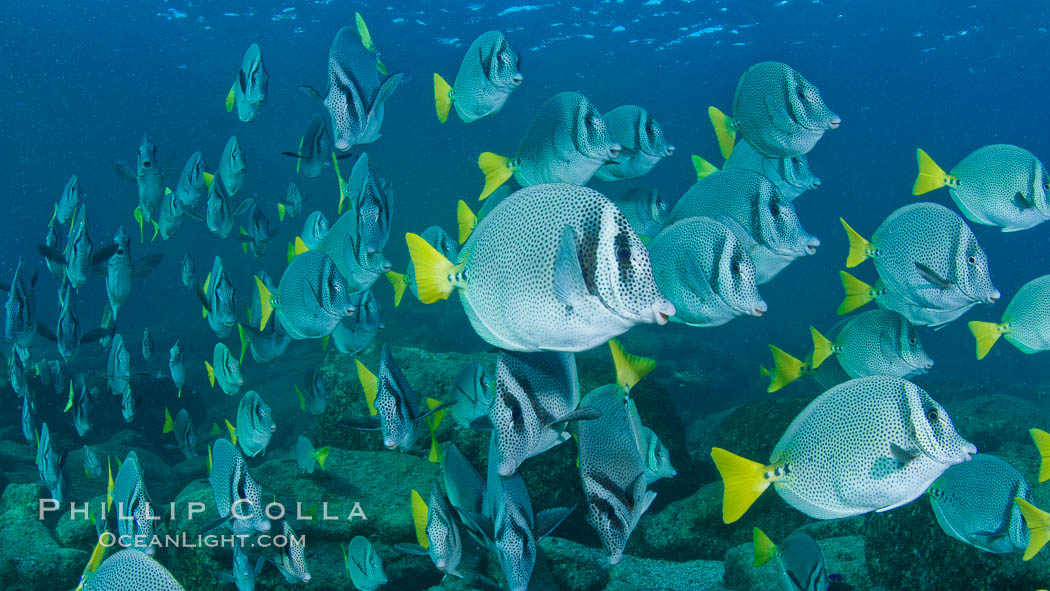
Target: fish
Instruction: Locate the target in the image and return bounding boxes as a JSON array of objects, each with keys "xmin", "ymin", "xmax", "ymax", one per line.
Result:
[
  {"xmin": 913, "ymin": 145, "xmax": 1050, "ymax": 232},
  {"xmin": 81, "ymin": 549, "xmax": 186, "ymax": 591},
  {"xmin": 214, "ymin": 546, "xmax": 263, "ymax": 591},
  {"xmin": 104, "ymin": 226, "xmax": 163, "ymax": 320},
  {"xmin": 208, "ymin": 438, "xmax": 270, "ymax": 534},
  {"xmin": 37, "ymin": 206, "xmax": 117, "ymax": 289},
  {"xmin": 44, "ymin": 218, "xmax": 65, "ymax": 280},
  {"xmin": 301, "ymin": 25, "xmax": 403, "ymax": 151},
  {"xmin": 668, "ymin": 169, "xmax": 819, "ymax": 284},
  {"xmin": 226, "ymin": 43, "xmax": 268, "ymax": 122},
  {"xmin": 433, "ymin": 30, "xmax": 522, "ymax": 123},
  {"xmin": 577, "ymin": 385, "xmax": 657, "ymax": 564},
  {"xmin": 753, "ymin": 527, "xmax": 840, "ymax": 591},
  {"xmin": 295, "ymin": 434, "xmax": 331, "ymax": 474},
  {"xmin": 344, "ymin": 535, "xmax": 387, "ymax": 591},
  {"xmin": 610, "ymin": 187, "xmax": 672, "ymax": 238},
  {"xmin": 181, "ymin": 252, "xmax": 195, "ymax": 289},
  {"xmin": 331, "ymin": 289, "xmax": 383, "ymax": 355},
  {"xmin": 279, "ymin": 182, "xmax": 305, "ymax": 221},
  {"xmin": 73, "ymin": 375, "xmax": 94, "ymax": 437},
  {"xmin": 153, "ymin": 187, "xmax": 185, "ymax": 240},
  {"xmin": 395, "ymin": 481, "xmax": 464, "ymax": 578},
  {"xmin": 839, "ymin": 203, "xmax": 999, "ymax": 326},
  {"xmin": 21, "ymin": 394, "xmax": 36, "ymax": 442},
  {"xmin": 9, "ymin": 346, "xmax": 30, "ymax": 397},
  {"xmin": 448, "ymin": 361, "xmax": 494, "ymax": 430},
  {"xmin": 242, "ymin": 271, "xmax": 291, "ymax": 363},
  {"xmin": 709, "ymin": 61, "xmax": 840, "ymax": 159},
  {"xmin": 36, "ymin": 422, "xmax": 67, "ymax": 503},
  {"xmin": 254, "ymin": 248, "xmax": 357, "ymax": 340},
  {"xmin": 3, "ymin": 258, "xmax": 45, "ymax": 348},
  {"xmin": 594, "ymin": 105, "xmax": 675, "ymax": 181},
  {"xmin": 238, "ymin": 202, "xmax": 274, "ymax": 258},
  {"xmin": 712, "ymin": 376, "xmax": 975, "ymax": 523},
  {"xmin": 169, "ymin": 340, "xmax": 186, "ymax": 397},
  {"xmin": 199, "ymin": 256, "xmax": 239, "ymax": 338},
  {"xmin": 928, "ymin": 454, "xmax": 1032, "ymax": 554},
  {"xmin": 121, "ymin": 387, "xmax": 137, "ymax": 423},
  {"xmin": 173, "ymin": 151, "xmax": 212, "ymax": 211},
  {"xmin": 53, "ymin": 174, "xmax": 81, "ymax": 226},
  {"xmin": 141, "ymin": 327, "xmax": 153, "ymax": 362},
  {"xmin": 386, "ymin": 225, "xmax": 456, "ymax": 306},
  {"xmin": 455, "ymin": 186, "xmax": 512, "ymax": 245},
  {"xmin": 164, "ymin": 407, "xmax": 198, "ymax": 459},
  {"xmin": 347, "ymin": 345, "xmax": 447, "ymax": 455},
  {"xmin": 270, "ymin": 519, "xmax": 310, "ymax": 583},
  {"xmin": 219, "ymin": 135, "xmax": 248, "ymax": 196},
  {"xmin": 324, "ymin": 153, "xmax": 393, "ymax": 290},
  {"xmin": 969, "ymin": 274, "xmax": 1050, "ymax": 359},
  {"xmin": 82, "ymin": 445, "xmax": 102, "ymax": 479},
  {"xmin": 648, "ymin": 216, "xmax": 767, "ymax": 327},
  {"xmin": 131, "ymin": 135, "xmax": 166, "ymax": 240},
  {"xmin": 300, "ymin": 210, "xmax": 331, "ymax": 251},
  {"xmin": 715, "ymin": 141, "xmax": 821, "ymax": 202},
  {"xmin": 205, "ymin": 176, "xmax": 254, "ymax": 239},
  {"xmin": 234, "ymin": 390, "xmax": 276, "ymax": 457},
  {"xmin": 768, "ymin": 310, "xmax": 933, "ymax": 392},
  {"xmin": 406, "ymin": 184, "xmax": 674, "ymax": 352},
  {"xmin": 623, "ymin": 392, "xmax": 676, "ymax": 484},
  {"xmin": 112, "ymin": 450, "xmax": 156, "ymax": 554},
  {"xmin": 478, "ymin": 92, "xmax": 621, "ymax": 198},
  {"xmin": 106, "ymin": 333, "xmax": 132, "ymax": 396},
  {"xmin": 206, "ymin": 342, "xmax": 244, "ymax": 396},
  {"xmin": 296, "ymin": 368, "xmax": 329, "ymax": 416},
  {"xmin": 490, "ymin": 350, "xmax": 598, "ymax": 476},
  {"xmin": 282, "ymin": 115, "xmax": 335, "ymax": 178},
  {"xmin": 57, "ymin": 284, "xmax": 89, "ymax": 362}
]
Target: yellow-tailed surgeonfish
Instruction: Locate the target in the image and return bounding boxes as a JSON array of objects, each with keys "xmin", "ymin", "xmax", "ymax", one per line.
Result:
[
  {"xmin": 434, "ymin": 30, "xmax": 522, "ymax": 124},
  {"xmin": 594, "ymin": 105, "xmax": 675, "ymax": 181},
  {"xmin": 226, "ymin": 43, "xmax": 268, "ymax": 123},
  {"xmin": 968, "ymin": 274, "xmax": 1050, "ymax": 359}
]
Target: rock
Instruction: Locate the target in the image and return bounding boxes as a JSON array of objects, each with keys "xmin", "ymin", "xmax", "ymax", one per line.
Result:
[
  {"xmin": 0, "ymin": 483, "xmax": 88, "ymax": 591},
  {"xmin": 65, "ymin": 437, "xmax": 177, "ymax": 504},
  {"xmin": 55, "ymin": 495, "xmax": 102, "ymax": 548}
]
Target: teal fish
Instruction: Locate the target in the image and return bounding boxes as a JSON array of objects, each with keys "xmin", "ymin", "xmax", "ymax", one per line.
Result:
[
  {"xmin": 21, "ymin": 394, "xmax": 35, "ymax": 442},
  {"xmin": 810, "ymin": 310, "xmax": 932, "ymax": 379},
  {"xmin": 282, "ymin": 115, "xmax": 334, "ymax": 178},
  {"xmin": 105, "ymin": 226, "xmax": 163, "ymax": 320},
  {"xmin": 448, "ymin": 362, "xmax": 494, "ymax": 430},
  {"xmin": 154, "ymin": 186, "xmax": 185, "ymax": 240},
  {"xmin": 244, "ymin": 271, "xmax": 291, "ymax": 363},
  {"xmin": 331, "ymin": 289, "xmax": 382, "ymax": 355},
  {"xmin": 395, "ymin": 481, "xmax": 464, "ymax": 578},
  {"xmin": 969, "ymin": 274, "xmax": 1050, "ymax": 359},
  {"xmin": 206, "ymin": 342, "xmax": 243, "ymax": 396},
  {"xmin": 300, "ymin": 210, "xmax": 330, "ymax": 250},
  {"xmin": 723, "ymin": 140, "xmax": 820, "ymax": 201},
  {"xmin": 270, "ymin": 519, "xmax": 310, "ymax": 583},
  {"xmin": 219, "ymin": 135, "xmax": 247, "ymax": 196},
  {"xmin": 106, "ymin": 333, "xmax": 132, "ymax": 396},
  {"xmin": 238, "ymin": 202, "xmax": 274, "ymax": 258},
  {"xmin": 36, "ymin": 422, "xmax": 67, "ymax": 503},
  {"xmin": 296, "ymin": 434, "xmax": 330, "ymax": 474},
  {"xmin": 235, "ymin": 390, "xmax": 275, "ymax": 457},
  {"xmin": 180, "ymin": 252, "xmax": 194, "ymax": 289},
  {"xmin": 199, "ymin": 256, "xmax": 239, "ymax": 339},
  {"xmin": 323, "ymin": 153, "xmax": 393, "ymax": 291},
  {"xmin": 132, "ymin": 134, "xmax": 165, "ymax": 236},
  {"xmin": 386, "ymin": 225, "xmax": 456, "ymax": 307},
  {"xmin": 53, "ymin": 173, "xmax": 81, "ymax": 226},
  {"xmin": 38, "ymin": 206, "xmax": 117, "ymax": 289},
  {"xmin": 625, "ymin": 393, "xmax": 676, "ymax": 484},
  {"xmin": 226, "ymin": 43, "xmax": 268, "ymax": 123},
  {"xmin": 433, "ymin": 30, "xmax": 522, "ymax": 124},
  {"xmin": 141, "ymin": 327, "xmax": 153, "ymax": 362},
  {"xmin": 279, "ymin": 182, "xmax": 305, "ymax": 221},
  {"xmin": 174, "ymin": 151, "xmax": 210, "ymax": 210},
  {"xmin": 206, "ymin": 177, "xmax": 253, "ymax": 239},
  {"xmin": 344, "ymin": 535, "xmax": 387, "ymax": 591},
  {"xmin": 208, "ymin": 439, "xmax": 270, "ymax": 534},
  {"xmin": 82, "ymin": 549, "xmax": 186, "ymax": 591},
  {"xmin": 406, "ymin": 184, "xmax": 673, "ymax": 352},
  {"xmin": 169, "ymin": 408, "xmax": 198, "ymax": 460},
  {"xmin": 73, "ymin": 374, "xmax": 93, "ymax": 437},
  {"xmin": 3, "ymin": 257, "xmax": 44, "ymax": 347},
  {"xmin": 752, "ymin": 527, "xmax": 843, "ymax": 591},
  {"xmin": 169, "ymin": 340, "xmax": 186, "ymax": 396},
  {"xmin": 112, "ymin": 451, "xmax": 156, "ymax": 554},
  {"xmin": 610, "ymin": 187, "xmax": 671, "ymax": 238},
  {"xmin": 44, "ymin": 218, "xmax": 65, "ymax": 280},
  {"xmin": 594, "ymin": 105, "xmax": 675, "ymax": 181},
  {"xmin": 214, "ymin": 546, "xmax": 263, "ymax": 591},
  {"xmin": 82, "ymin": 445, "xmax": 102, "ymax": 479},
  {"xmin": 254, "ymin": 249, "xmax": 357, "ymax": 340},
  {"xmin": 297, "ymin": 368, "xmax": 329, "ymax": 416}
]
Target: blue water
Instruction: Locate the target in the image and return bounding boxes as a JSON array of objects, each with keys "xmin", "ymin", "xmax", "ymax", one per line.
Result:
[{"xmin": 4, "ymin": 1, "xmax": 1050, "ymax": 588}]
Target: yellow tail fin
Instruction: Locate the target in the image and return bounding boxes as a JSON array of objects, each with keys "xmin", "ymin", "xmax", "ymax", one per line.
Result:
[
  {"xmin": 296, "ymin": 385, "xmax": 307, "ymax": 412},
  {"xmin": 1030, "ymin": 429, "xmax": 1050, "ymax": 483},
  {"xmin": 913, "ymin": 149, "xmax": 955, "ymax": 195},
  {"xmin": 294, "ymin": 236, "xmax": 310, "ymax": 256},
  {"xmin": 608, "ymin": 339, "xmax": 656, "ymax": 392},
  {"xmin": 254, "ymin": 275, "xmax": 274, "ymax": 331},
  {"xmin": 163, "ymin": 408, "xmax": 175, "ymax": 434},
  {"xmin": 708, "ymin": 106, "xmax": 736, "ymax": 159},
  {"xmin": 210, "ymin": 423, "xmax": 221, "ymax": 437},
  {"xmin": 225, "ymin": 83, "xmax": 236, "ymax": 113},
  {"xmin": 426, "ymin": 397, "xmax": 447, "ymax": 464},
  {"xmin": 968, "ymin": 320, "xmax": 1006, "ymax": 360},
  {"xmin": 286, "ymin": 241, "xmax": 295, "ymax": 264},
  {"xmin": 314, "ymin": 446, "xmax": 331, "ymax": 470},
  {"xmin": 386, "ymin": 271, "xmax": 408, "ymax": 307},
  {"xmin": 204, "ymin": 361, "xmax": 216, "ymax": 388},
  {"xmin": 411, "ymin": 489, "xmax": 430, "ymax": 548},
  {"xmin": 207, "ymin": 445, "xmax": 213, "ymax": 474},
  {"xmin": 752, "ymin": 527, "xmax": 779, "ymax": 567},
  {"xmin": 838, "ymin": 270, "xmax": 876, "ymax": 315},
  {"xmin": 457, "ymin": 200, "xmax": 478, "ymax": 245},
  {"xmin": 225, "ymin": 419, "xmax": 237, "ymax": 446},
  {"xmin": 710, "ymin": 447, "xmax": 772, "ymax": 523},
  {"xmin": 809, "ymin": 327, "xmax": 835, "ymax": 369},
  {"xmin": 64, "ymin": 381, "xmax": 74, "ymax": 413},
  {"xmin": 767, "ymin": 345, "xmax": 806, "ymax": 393},
  {"xmin": 202, "ymin": 172, "xmax": 214, "ymax": 188},
  {"xmin": 277, "ymin": 202, "xmax": 287, "ymax": 222},
  {"xmin": 405, "ymin": 232, "xmax": 458, "ymax": 303},
  {"xmin": 758, "ymin": 365, "xmax": 771, "ymax": 378},
  {"xmin": 691, "ymin": 154, "xmax": 720, "ymax": 179},
  {"xmin": 133, "ymin": 206, "xmax": 144, "ymax": 244},
  {"xmin": 355, "ymin": 12, "xmax": 376, "ymax": 52},
  {"xmin": 434, "ymin": 73, "xmax": 453, "ymax": 123},
  {"xmin": 478, "ymin": 152, "xmax": 513, "ymax": 199},
  {"xmin": 839, "ymin": 218, "xmax": 871, "ymax": 268},
  {"xmin": 106, "ymin": 456, "xmax": 115, "ymax": 510},
  {"xmin": 355, "ymin": 360, "xmax": 379, "ymax": 416},
  {"xmin": 1016, "ymin": 497, "xmax": 1050, "ymax": 561}
]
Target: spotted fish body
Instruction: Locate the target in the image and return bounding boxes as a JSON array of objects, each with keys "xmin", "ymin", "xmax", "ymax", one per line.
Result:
[
  {"xmin": 107, "ymin": 333, "xmax": 132, "ymax": 396},
  {"xmin": 981, "ymin": 274, "xmax": 1050, "ymax": 354},
  {"xmin": 345, "ymin": 535, "xmax": 387, "ymax": 591},
  {"xmin": 771, "ymin": 376, "xmax": 974, "ymax": 519},
  {"xmin": 230, "ymin": 43, "xmax": 268, "ymax": 123},
  {"xmin": 206, "ymin": 175, "xmax": 253, "ymax": 239},
  {"xmin": 648, "ymin": 217, "xmax": 766, "ymax": 327},
  {"xmin": 313, "ymin": 26, "xmax": 403, "ymax": 151},
  {"xmin": 209, "ymin": 438, "xmax": 270, "ymax": 534},
  {"xmin": 169, "ymin": 340, "xmax": 186, "ymax": 394},
  {"xmin": 219, "ymin": 135, "xmax": 247, "ymax": 197},
  {"xmin": 156, "ymin": 185, "xmax": 185, "ymax": 240},
  {"xmin": 724, "ymin": 139, "xmax": 820, "ymax": 201},
  {"xmin": 577, "ymin": 385, "xmax": 657, "ymax": 565},
  {"xmin": 82, "ymin": 550, "xmax": 186, "ymax": 591},
  {"xmin": 300, "ymin": 210, "xmax": 330, "ymax": 250},
  {"xmin": 211, "ymin": 343, "xmax": 244, "ymax": 396},
  {"xmin": 610, "ymin": 187, "xmax": 671, "ymax": 238},
  {"xmin": 203, "ymin": 256, "xmax": 239, "ymax": 338},
  {"xmin": 595, "ymin": 105, "xmax": 675, "ymax": 181},
  {"xmin": 291, "ymin": 115, "xmax": 332, "ymax": 178},
  {"xmin": 322, "ymin": 153, "xmax": 393, "ymax": 291},
  {"xmin": 5, "ymin": 257, "xmax": 38, "ymax": 347},
  {"xmin": 58, "ymin": 280, "xmax": 84, "ymax": 359},
  {"xmin": 136, "ymin": 135, "xmax": 165, "ymax": 224},
  {"xmin": 374, "ymin": 344, "xmax": 431, "ymax": 450},
  {"xmin": 241, "ymin": 202, "xmax": 273, "ymax": 258},
  {"xmin": 448, "ymin": 362, "xmax": 494, "ymax": 430},
  {"xmin": 236, "ymin": 391, "xmax": 275, "ymax": 457},
  {"xmin": 44, "ymin": 219, "xmax": 64, "ymax": 280},
  {"xmin": 55, "ymin": 174, "xmax": 80, "ymax": 225},
  {"xmin": 928, "ymin": 454, "xmax": 1031, "ymax": 554},
  {"xmin": 174, "ymin": 151, "xmax": 209, "ymax": 210},
  {"xmin": 424, "ymin": 481, "xmax": 463, "ymax": 576},
  {"xmin": 444, "ymin": 30, "xmax": 522, "ymax": 122},
  {"xmin": 511, "ymin": 92, "xmax": 622, "ymax": 187},
  {"xmin": 824, "ymin": 310, "xmax": 932, "ymax": 379},
  {"xmin": 270, "ymin": 250, "xmax": 356, "ymax": 340},
  {"xmin": 331, "ymin": 289, "xmax": 382, "ymax": 355},
  {"xmin": 403, "ymin": 226, "xmax": 457, "ymax": 301},
  {"xmin": 36, "ymin": 422, "xmax": 67, "ymax": 504},
  {"xmin": 731, "ymin": 61, "xmax": 840, "ymax": 158},
  {"xmin": 106, "ymin": 227, "xmax": 134, "ymax": 320},
  {"xmin": 281, "ymin": 182, "xmax": 305, "ymax": 219},
  {"xmin": 437, "ymin": 184, "xmax": 673, "ymax": 352},
  {"xmin": 669, "ymin": 169, "xmax": 819, "ymax": 284},
  {"xmin": 112, "ymin": 451, "xmax": 157, "ymax": 554},
  {"xmin": 73, "ymin": 375, "xmax": 93, "ymax": 437},
  {"xmin": 272, "ymin": 519, "xmax": 310, "ymax": 583},
  {"xmin": 173, "ymin": 408, "xmax": 197, "ymax": 460},
  {"xmin": 246, "ymin": 272, "xmax": 291, "ymax": 363}
]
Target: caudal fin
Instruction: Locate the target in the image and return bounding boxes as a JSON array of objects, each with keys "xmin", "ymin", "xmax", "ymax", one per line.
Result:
[
  {"xmin": 767, "ymin": 345, "xmax": 805, "ymax": 392},
  {"xmin": 314, "ymin": 446, "xmax": 331, "ymax": 471},
  {"xmin": 457, "ymin": 200, "xmax": 478, "ymax": 245},
  {"xmin": 204, "ymin": 361, "xmax": 216, "ymax": 388},
  {"xmin": 752, "ymin": 527, "xmax": 778, "ymax": 567},
  {"xmin": 608, "ymin": 339, "xmax": 656, "ymax": 392},
  {"xmin": 708, "ymin": 106, "xmax": 736, "ymax": 159},
  {"xmin": 426, "ymin": 397, "xmax": 447, "ymax": 463},
  {"xmin": 691, "ymin": 154, "xmax": 720, "ymax": 179},
  {"xmin": 405, "ymin": 233, "xmax": 457, "ymax": 303},
  {"xmin": 1030, "ymin": 428, "xmax": 1050, "ymax": 483},
  {"xmin": 1016, "ymin": 497, "xmax": 1050, "ymax": 561},
  {"xmin": 386, "ymin": 271, "xmax": 408, "ymax": 307},
  {"xmin": 355, "ymin": 360, "xmax": 379, "ymax": 416},
  {"xmin": 478, "ymin": 152, "xmax": 513, "ymax": 200},
  {"xmin": 837, "ymin": 270, "xmax": 876, "ymax": 315},
  {"xmin": 710, "ymin": 447, "xmax": 771, "ymax": 523},
  {"xmin": 225, "ymin": 83, "xmax": 236, "ymax": 113},
  {"xmin": 968, "ymin": 320, "xmax": 1006, "ymax": 360},
  {"xmin": 840, "ymin": 218, "xmax": 871, "ymax": 268},
  {"xmin": 809, "ymin": 327, "xmax": 835, "ymax": 369},
  {"xmin": 411, "ymin": 489, "xmax": 430, "ymax": 548},
  {"xmin": 163, "ymin": 407, "xmax": 175, "ymax": 434},
  {"xmin": 434, "ymin": 74, "xmax": 453, "ymax": 123},
  {"xmin": 253, "ymin": 275, "xmax": 274, "ymax": 331},
  {"xmin": 913, "ymin": 149, "xmax": 954, "ymax": 195}
]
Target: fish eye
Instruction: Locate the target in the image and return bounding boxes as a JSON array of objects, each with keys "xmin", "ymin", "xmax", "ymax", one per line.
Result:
[
  {"xmin": 731, "ymin": 261, "xmax": 741, "ymax": 275},
  {"xmin": 909, "ymin": 337, "xmax": 917, "ymax": 345},
  {"xmin": 967, "ymin": 255, "xmax": 977, "ymax": 265},
  {"xmin": 769, "ymin": 200, "xmax": 781, "ymax": 217},
  {"xmin": 926, "ymin": 408, "xmax": 939, "ymax": 422},
  {"xmin": 616, "ymin": 246, "xmax": 631, "ymax": 262}
]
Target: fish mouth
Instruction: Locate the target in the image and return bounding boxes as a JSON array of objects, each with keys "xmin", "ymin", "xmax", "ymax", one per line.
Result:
[
  {"xmin": 511, "ymin": 73, "xmax": 523, "ymax": 86},
  {"xmin": 750, "ymin": 300, "xmax": 768, "ymax": 317},
  {"xmin": 651, "ymin": 300, "xmax": 675, "ymax": 325},
  {"xmin": 335, "ymin": 138, "xmax": 351, "ymax": 152},
  {"xmin": 828, "ymin": 115, "xmax": 841, "ymax": 129},
  {"xmin": 664, "ymin": 145, "xmax": 676, "ymax": 157},
  {"xmin": 608, "ymin": 144, "xmax": 622, "ymax": 160}
]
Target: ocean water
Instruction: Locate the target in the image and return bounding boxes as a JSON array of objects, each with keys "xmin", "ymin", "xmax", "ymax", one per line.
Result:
[{"xmin": 3, "ymin": 1, "xmax": 1050, "ymax": 590}]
